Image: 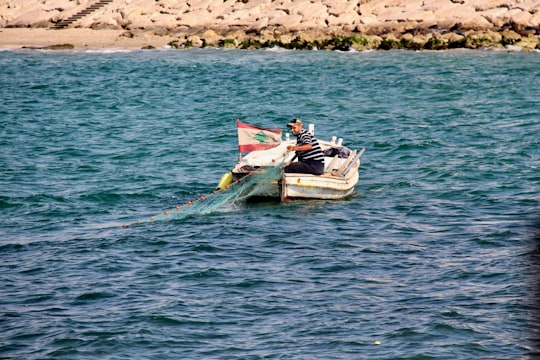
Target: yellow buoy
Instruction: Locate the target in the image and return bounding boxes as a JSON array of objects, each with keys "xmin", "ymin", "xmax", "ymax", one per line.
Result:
[{"xmin": 216, "ymin": 171, "xmax": 233, "ymax": 190}]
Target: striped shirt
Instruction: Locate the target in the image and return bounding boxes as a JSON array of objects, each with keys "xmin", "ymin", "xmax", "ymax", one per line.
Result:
[{"xmin": 295, "ymin": 129, "xmax": 324, "ymax": 163}]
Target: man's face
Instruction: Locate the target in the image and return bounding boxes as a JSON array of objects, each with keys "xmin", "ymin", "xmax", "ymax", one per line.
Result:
[{"xmin": 291, "ymin": 125, "xmax": 301, "ymax": 135}]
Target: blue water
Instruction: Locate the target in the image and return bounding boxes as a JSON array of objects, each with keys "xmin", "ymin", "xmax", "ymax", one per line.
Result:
[{"xmin": 1, "ymin": 48, "xmax": 539, "ymax": 359}]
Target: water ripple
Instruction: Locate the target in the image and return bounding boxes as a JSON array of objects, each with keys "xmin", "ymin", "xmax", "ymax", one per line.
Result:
[{"xmin": 0, "ymin": 49, "xmax": 539, "ymax": 359}]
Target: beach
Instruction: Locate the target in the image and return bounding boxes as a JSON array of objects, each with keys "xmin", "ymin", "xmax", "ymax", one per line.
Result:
[
  {"xmin": 0, "ymin": 28, "xmax": 177, "ymax": 50},
  {"xmin": 1, "ymin": 0, "xmax": 539, "ymax": 51}
]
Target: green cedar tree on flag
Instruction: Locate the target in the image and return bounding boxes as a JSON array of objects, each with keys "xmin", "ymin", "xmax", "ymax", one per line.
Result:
[{"xmin": 237, "ymin": 120, "xmax": 282, "ymax": 152}]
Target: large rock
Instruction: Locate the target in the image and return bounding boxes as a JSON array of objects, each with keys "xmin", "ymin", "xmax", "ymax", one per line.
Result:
[
  {"xmin": 460, "ymin": 13, "xmax": 497, "ymax": 30},
  {"xmin": 246, "ymin": 17, "xmax": 269, "ymax": 33},
  {"xmin": 124, "ymin": 11, "xmax": 155, "ymax": 30},
  {"xmin": 441, "ymin": 32, "xmax": 465, "ymax": 43},
  {"xmin": 422, "ymin": 1, "xmax": 462, "ymax": 17},
  {"xmin": 289, "ymin": 1, "xmax": 328, "ymax": 19},
  {"xmin": 467, "ymin": 0, "xmax": 515, "ymax": 12},
  {"xmin": 177, "ymin": 9, "xmax": 213, "ymax": 27},
  {"xmin": 149, "ymin": 12, "xmax": 179, "ymax": 30},
  {"xmin": 501, "ymin": 29, "xmax": 523, "ymax": 43},
  {"xmin": 481, "ymin": 7, "xmax": 511, "ymax": 28},
  {"xmin": 323, "ymin": 0, "xmax": 357, "ymax": 16},
  {"xmin": 273, "ymin": 14, "xmax": 304, "ymax": 31},
  {"xmin": 220, "ymin": 9, "xmax": 258, "ymax": 27},
  {"xmin": 463, "ymin": 30, "xmax": 503, "ymax": 48},
  {"xmin": 530, "ymin": 11, "xmax": 540, "ymax": 30},
  {"xmin": 187, "ymin": 0, "xmax": 215, "ymax": 11},
  {"xmin": 198, "ymin": 29, "xmax": 221, "ymax": 46},
  {"xmin": 8, "ymin": 8, "xmax": 50, "ymax": 28},
  {"xmin": 404, "ymin": 9, "xmax": 437, "ymax": 24},
  {"xmin": 358, "ymin": 13, "xmax": 379, "ymax": 26},
  {"xmin": 326, "ymin": 11, "xmax": 360, "ymax": 27},
  {"xmin": 509, "ymin": 9, "xmax": 535, "ymax": 29}
]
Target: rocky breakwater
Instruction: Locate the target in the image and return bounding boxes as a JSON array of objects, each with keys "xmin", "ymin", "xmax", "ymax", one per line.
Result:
[{"xmin": 2, "ymin": 0, "xmax": 540, "ymax": 51}]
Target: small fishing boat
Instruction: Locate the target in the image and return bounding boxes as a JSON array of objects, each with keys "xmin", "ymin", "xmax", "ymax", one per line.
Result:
[
  {"xmin": 218, "ymin": 122, "xmax": 365, "ymax": 201},
  {"xmin": 124, "ymin": 122, "xmax": 364, "ymax": 228}
]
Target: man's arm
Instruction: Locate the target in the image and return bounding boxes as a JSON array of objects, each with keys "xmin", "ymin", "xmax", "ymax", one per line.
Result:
[{"xmin": 287, "ymin": 144, "xmax": 312, "ymax": 152}]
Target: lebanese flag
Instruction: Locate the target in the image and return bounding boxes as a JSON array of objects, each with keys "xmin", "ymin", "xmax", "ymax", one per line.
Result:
[{"xmin": 237, "ymin": 120, "xmax": 282, "ymax": 152}]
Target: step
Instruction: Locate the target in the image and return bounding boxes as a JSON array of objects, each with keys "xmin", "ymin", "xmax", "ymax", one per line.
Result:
[{"xmin": 51, "ymin": 0, "xmax": 115, "ymax": 29}]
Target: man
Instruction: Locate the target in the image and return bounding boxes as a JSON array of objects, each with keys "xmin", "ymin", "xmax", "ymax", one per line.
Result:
[{"xmin": 283, "ymin": 118, "xmax": 325, "ymax": 175}]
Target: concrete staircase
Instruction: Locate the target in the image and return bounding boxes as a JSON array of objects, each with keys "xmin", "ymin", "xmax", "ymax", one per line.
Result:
[{"xmin": 52, "ymin": 0, "xmax": 114, "ymax": 29}]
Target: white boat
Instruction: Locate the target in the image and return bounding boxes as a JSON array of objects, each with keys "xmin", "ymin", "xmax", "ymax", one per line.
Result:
[{"xmin": 219, "ymin": 124, "xmax": 365, "ymax": 201}]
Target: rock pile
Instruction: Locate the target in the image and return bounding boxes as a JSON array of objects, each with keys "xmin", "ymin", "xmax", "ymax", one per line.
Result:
[{"xmin": 1, "ymin": 0, "xmax": 539, "ymax": 50}]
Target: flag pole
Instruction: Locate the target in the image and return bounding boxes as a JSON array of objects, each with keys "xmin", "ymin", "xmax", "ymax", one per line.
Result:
[{"xmin": 236, "ymin": 119, "xmax": 242, "ymax": 163}]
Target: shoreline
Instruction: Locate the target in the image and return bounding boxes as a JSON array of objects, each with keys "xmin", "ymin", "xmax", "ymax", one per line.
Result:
[
  {"xmin": 1, "ymin": 27, "xmax": 539, "ymax": 52},
  {"xmin": 1, "ymin": 0, "xmax": 539, "ymax": 52}
]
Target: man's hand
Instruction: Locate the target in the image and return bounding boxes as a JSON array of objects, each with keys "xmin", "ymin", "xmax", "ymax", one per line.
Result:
[{"xmin": 287, "ymin": 144, "xmax": 312, "ymax": 152}]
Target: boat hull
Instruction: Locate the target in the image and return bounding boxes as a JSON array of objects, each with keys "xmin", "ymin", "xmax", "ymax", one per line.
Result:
[{"xmin": 282, "ymin": 163, "xmax": 359, "ymax": 200}]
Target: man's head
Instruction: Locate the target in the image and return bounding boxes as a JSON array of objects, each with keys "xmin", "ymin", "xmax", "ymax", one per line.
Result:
[{"xmin": 287, "ymin": 118, "xmax": 303, "ymax": 135}]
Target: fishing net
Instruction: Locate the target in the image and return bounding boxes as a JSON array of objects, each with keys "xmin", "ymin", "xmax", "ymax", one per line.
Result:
[{"xmin": 123, "ymin": 164, "xmax": 284, "ymax": 228}]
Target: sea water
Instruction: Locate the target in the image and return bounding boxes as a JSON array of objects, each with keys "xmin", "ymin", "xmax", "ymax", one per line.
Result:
[{"xmin": 1, "ymin": 47, "xmax": 539, "ymax": 359}]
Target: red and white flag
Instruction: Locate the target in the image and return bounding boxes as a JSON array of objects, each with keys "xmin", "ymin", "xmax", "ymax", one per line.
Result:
[{"xmin": 237, "ymin": 120, "xmax": 282, "ymax": 152}]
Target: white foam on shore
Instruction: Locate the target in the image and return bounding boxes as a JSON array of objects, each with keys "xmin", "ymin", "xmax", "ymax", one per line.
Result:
[{"xmin": 263, "ymin": 45, "xmax": 294, "ymax": 53}]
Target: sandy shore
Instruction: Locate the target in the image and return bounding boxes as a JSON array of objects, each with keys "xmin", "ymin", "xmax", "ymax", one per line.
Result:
[{"xmin": 0, "ymin": 28, "xmax": 177, "ymax": 50}]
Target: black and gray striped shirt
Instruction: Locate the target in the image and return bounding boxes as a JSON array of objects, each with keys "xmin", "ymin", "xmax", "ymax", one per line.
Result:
[{"xmin": 295, "ymin": 129, "xmax": 324, "ymax": 163}]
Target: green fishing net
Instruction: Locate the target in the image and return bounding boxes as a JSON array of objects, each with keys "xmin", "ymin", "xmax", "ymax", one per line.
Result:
[{"xmin": 124, "ymin": 164, "xmax": 283, "ymax": 227}]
